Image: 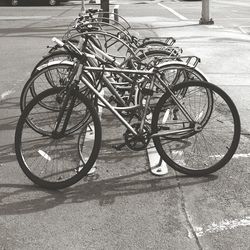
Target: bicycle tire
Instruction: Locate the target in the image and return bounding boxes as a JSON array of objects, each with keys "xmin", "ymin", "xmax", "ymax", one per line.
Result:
[
  {"xmin": 30, "ymin": 50, "xmax": 72, "ymax": 77},
  {"xmin": 135, "ymin": 63, "xmax": 211, "ymax": 115},
  {"xmin": 20, "ymin": 63, "xmax": 94, "ymax": 112},
  {"xmin": 151, "ymin": 80, "xmax": 241, "ymax": 176},
  {"xmin": 15, "ymin": 87, "xmax": 102, "ymax": 189}
]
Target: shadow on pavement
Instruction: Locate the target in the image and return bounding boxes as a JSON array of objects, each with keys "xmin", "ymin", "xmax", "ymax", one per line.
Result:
[
  {"xmin": 0, "ymin": 97, "xmax": 20, "ymax": 134},
  {"xmin": 0, "ymin": 143, "xmax": 16, "ymax": 165},
  {"xmin": 0, "ymin": 24, "xmax": 68, "ymax": 38},
  {"xmin": 0, "ymin": 172, "xmax": 218, "ymax": 215},
  {"xmin": 0, "ymin": 96, "xmax": 20, "ymax": 164},
  {"xmin": 0, "ymin": 96, "xmax": 20, "ymax": 110}
]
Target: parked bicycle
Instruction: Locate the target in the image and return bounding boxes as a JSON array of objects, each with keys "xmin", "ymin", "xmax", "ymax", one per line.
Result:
[{"xmin": 15, "ymin": 38, "xmax": 241, "ymax": 189}]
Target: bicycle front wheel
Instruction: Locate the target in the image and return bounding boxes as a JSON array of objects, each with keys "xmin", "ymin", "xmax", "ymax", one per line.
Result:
[
  {"xmin": 15, "ymin": 88, "xmax": 102, "ymax": 189},
  {"xmin": 151, "ymin": 80, "xmax": 241, "ymax": 176}
]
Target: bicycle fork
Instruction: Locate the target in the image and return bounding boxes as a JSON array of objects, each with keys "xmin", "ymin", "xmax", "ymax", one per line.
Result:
[{"xmin": 52, "ymin": 63, "xmax": 83, "ymax": 137}]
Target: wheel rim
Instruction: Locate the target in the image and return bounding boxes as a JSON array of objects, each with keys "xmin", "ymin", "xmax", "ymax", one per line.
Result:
[
  {"xmin": 152, "ymin": 81, "xmax": 240, "ymax": 174},
  {"xmin": 16, "ymin": 88, "xmax": 101, "ymax": 188}
]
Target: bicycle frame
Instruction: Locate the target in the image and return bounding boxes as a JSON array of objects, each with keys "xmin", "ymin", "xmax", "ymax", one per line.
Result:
[
  {"xmin": 51, "ymin": 38, "xmax": 196, "ymax": 139},
  {"xmin": 80, "ymin": 64, "xmax": 195, "ymax": 138},
  {"xmin": 75, "ymin": 35, "xmax": 177, "ymax": 108}
]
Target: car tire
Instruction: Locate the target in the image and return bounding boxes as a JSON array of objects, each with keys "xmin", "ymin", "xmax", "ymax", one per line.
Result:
[
  {"xmin": 48, "ymin": 0, "xmax": 58, "ymax": 6},
  {"xmin": 11, "ymin": 0, "xmax": 18, "ymax": 6}
]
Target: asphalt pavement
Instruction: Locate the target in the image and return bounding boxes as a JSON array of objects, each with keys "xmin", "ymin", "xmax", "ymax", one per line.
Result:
[{"xmin": 0, "ymin": 1, "xmax": 249, "ymax": 249}]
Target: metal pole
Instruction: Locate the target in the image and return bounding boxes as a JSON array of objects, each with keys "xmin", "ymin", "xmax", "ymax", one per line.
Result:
[
  {"xmin": 114, "ymin": 5, "xmax": 119, "ymax": 23},
  {"xmin": 199, "ymin": 0, "xmax": 214, "ymax": 25},
  {"xmin": 80, "ymin": 0, "xmax": 86, "ymax": 15},
  {"xmin": 101, "ymin": 0, "xmax": 109, "ymax": 23}
]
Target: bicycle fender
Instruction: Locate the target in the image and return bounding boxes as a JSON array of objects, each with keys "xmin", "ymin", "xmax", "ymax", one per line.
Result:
[
  {"xmin": 157, "ymin": 61, "xmax": 210, "ymax": 82},
  {"xmin": 36, "ymin": 60, "xmax": 74, "ymax": 71}
]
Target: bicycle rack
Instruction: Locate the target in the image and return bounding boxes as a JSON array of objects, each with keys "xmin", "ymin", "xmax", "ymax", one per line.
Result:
[{"xmin": 147, "ymin": 142, "xmax": 168, "ymax": 176}]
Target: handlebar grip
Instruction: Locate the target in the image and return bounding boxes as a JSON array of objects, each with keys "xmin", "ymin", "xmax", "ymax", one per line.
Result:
[{"xmin": 52, "ymin": 37, "xmax": 64, "ymax": 47}]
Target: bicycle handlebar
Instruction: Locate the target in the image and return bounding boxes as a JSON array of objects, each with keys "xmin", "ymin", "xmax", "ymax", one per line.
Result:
[{"xmin": 52, "ymin": 37, "xmax": 95, "ymax": 60}]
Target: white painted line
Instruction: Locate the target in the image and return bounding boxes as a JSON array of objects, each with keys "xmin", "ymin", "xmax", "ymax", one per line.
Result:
[
  {"xmin": 0, "ymin": 16, "xmax": 50, "ymax": 20},
  {"xmin": 207, "ymin": 25, "xmax": 224, "ymax": 29},
  {"xmin": 172, "ymin": 150, "xmax": 186, "ymax": 166},
  {"xmin": 213, "ymin": 0, "xmax": 250, "ymax": 7},
  {"xmin": 38, "ymin": 150, "xmax": 51, "ymax": 161},
  {"xmin": 193, "ymin": 216, "xmax": 250, "ymax": 237},
  {"xmin": 1, "ymin": 90, "xmax": 14, "ymax": 100},
  {"xmin": 158, "ymin": 3, "xmax": 188, "ymax": 21},
  {"xmin": 238, "ymin": 26, "xmax": 250, "ymax": 34},
  {"xmin": 195, "ymin": 111, "xmax": 204, "ymax": 121},
  {"xmin": 210, "ymin": 153, "xmax": 250, "ymax": 159},
  {"xmin": 232, "ymin": 153, "xmax": 250, "ymax": 159}
]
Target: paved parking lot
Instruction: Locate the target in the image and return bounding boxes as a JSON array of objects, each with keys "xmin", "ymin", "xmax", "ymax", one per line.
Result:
[{"xmin": 0, "ymin": 1, "xmax": 249, "ymax": 249}]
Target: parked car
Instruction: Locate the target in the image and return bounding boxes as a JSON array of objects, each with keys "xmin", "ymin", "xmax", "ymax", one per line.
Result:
[{"xmin": 10, "ymin": 0, "xmax": 60, "ymax": 6}]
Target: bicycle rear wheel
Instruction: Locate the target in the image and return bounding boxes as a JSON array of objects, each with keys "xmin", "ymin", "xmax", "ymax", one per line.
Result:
[
  {"xmin": 30, "ymin": 50, "xmax": 73, "ymax": 77},
  {"xmin": 15, "ymin": 88, "xmax": 101, "ymax": 189},
  {"xmin": 135, "ymin": 63, "xmax": 209, "ymax": 115},
  {"xmin": 151, "ymin": 80, "xmax": 241, "ymax": 175}
]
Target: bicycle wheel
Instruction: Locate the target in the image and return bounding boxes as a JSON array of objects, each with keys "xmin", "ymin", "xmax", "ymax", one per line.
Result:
[
  {"xmin": 151, "ymin": 80, "xmax": 241, "ymax": 176},
  {"xmin": 139, "ymin": 49, "xmax": 180, "ymax": 66},
  {"xmin": 15, "ymin": 87, "xmax": 102, "ymax": 189},
  {"xmin": 127, "ymin": 49, "xmax": 179, "ymax": 71},
  {"xmin": 30, "ymin": 50, "xmax": 73, "ymax": 77},
  {"xmin": 158, "ymin": 63, "xmax": 207, "ymax": 86},
  {"xmin": 135, "ymin": 63, "xmax": 209, "ymax": 111},
  {"xmin": 20, "ymin": 63, "xmax": 94, "ymax": 112}
]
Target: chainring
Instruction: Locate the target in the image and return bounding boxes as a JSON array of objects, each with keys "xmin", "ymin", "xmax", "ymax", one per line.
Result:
[{"xmin": 124, "ymin": 123, "xmax": 151, "ymax": 151}]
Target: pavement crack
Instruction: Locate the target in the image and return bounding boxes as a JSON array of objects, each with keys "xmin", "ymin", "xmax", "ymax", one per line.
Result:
[{"xmin": 175, "ymin": 173, "xmax": 203, "ymax": 250}]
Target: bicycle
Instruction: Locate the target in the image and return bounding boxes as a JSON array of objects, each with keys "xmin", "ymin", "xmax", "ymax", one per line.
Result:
[
  {"xmin": 20, "ymin": 11, "xmax": 181, "ymax": 108},
  {"xmin": 63, "ymin": 9, "xmax": 176, "ymax": 50},
  {"xmin": 20, "ymin": 31, "xmax": 203, "ymax": 113},
  {"xmin": 15, "ymin": 38, "xmax": 241, "ymax": 189}
]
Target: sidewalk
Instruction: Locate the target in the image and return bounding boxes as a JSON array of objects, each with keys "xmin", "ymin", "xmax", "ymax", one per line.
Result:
[
  {"xmin": 116, "ymin": 2, "xmax": 250, "ymax": 132},
  {"xmin": 113, "ymin": 2, "xmax": 250, "ymax": 249}
]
